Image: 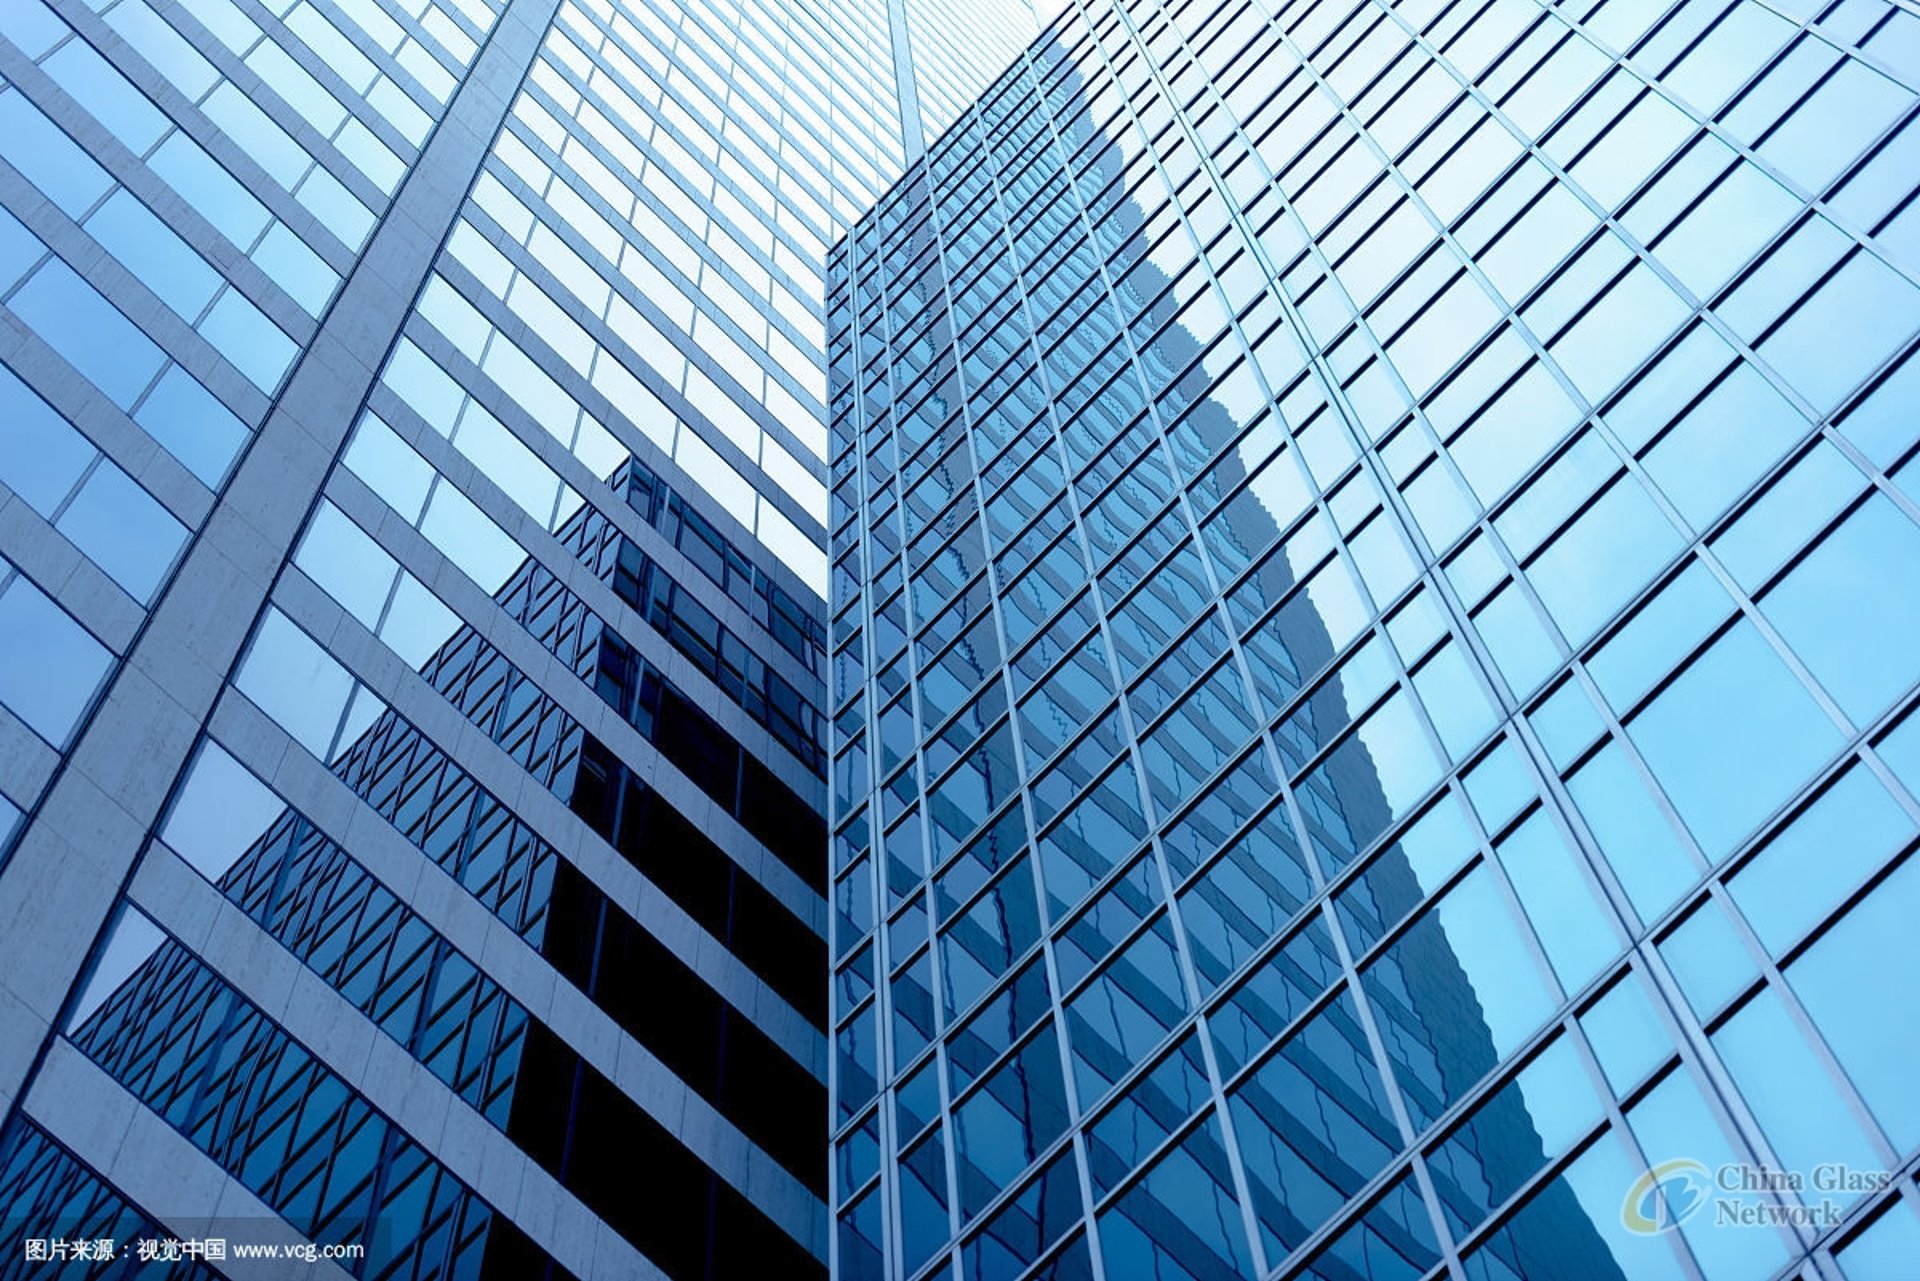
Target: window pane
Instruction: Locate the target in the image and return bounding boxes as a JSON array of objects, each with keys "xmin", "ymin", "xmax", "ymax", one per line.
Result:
[
  {"xmin": 1762, "ymin": 495, "xmax": 1920, "ymax": 725},
  {"xmin": 1627, "ymin": 622, "xmax": 1840, "ymax": 861},
  {"xmin": 55, "ymin": 464, "xmax": 188, "ymax": 602},
  {"xmin": 1785, "ymin": 855, "xmax": 1920, "ymax": 1151},
  {"xmin": 0, "ymin": 573, "xmax": 112, "ymax": 745}
]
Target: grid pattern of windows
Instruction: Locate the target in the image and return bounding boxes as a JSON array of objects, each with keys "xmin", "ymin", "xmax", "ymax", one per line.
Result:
[
  {"xmin": 898, "ymin": 0, "xmax": 1042, "ymax": 147},
  {"xmin": 66, "ymin": 913, "xmax": 576, "ymax": 1280},
  {"xmin": 0, "ymin": 0, "xmax": 1004, "ymax": 1271},
  {"xmin": 0, "ymin": 1118, "xmax": 225, "ymax": 1281},
  {"xmin": 827, "ymin": 2, "xmax": 1920, "ymax": 1280},
  {"xmin": 423, "ymin": 0, "xmax": 924, "ymax": 589},
  {"xmin": 0, "ymin": 0, "xmax": 487, "ymax": 870}
]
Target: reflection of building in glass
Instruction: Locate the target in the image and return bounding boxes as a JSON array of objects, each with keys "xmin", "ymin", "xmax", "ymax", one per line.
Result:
[
  {"xmin": 0, "ymin": 0, "xmax": 1032, "ymax": 1275},
  {"xmin": 827, "ymin": 4, "xmax": 1920, "ymax": 1281},
  {"xmin": 3, "ymin": 476, "xmax": 835, "ymax": 1275}
]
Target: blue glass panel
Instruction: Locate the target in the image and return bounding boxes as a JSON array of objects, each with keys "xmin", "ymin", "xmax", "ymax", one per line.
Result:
[
  {"xmin": 1496, "ymin": 810, "xmax": 1620, "ymax": 994},
  {"xmin": 198, "ymin": 290, "xmax": 297, "ymax": 391},
  {"xmin": 1299, "ymin": 691, "xmax": 1444, "ymax": 864},
  {"xmin": 252, "ymin": 224, "xmax": 337, "ymax": 315},
  {"xmin": 1838, "ymin": 1200, "xmax": 1920, "ymax": 1281},
  {"xmin": 1876, "ymin": 707, "xmax": 1920, "ymax": 799},
  {"xmin": 940, "ymin": 857, "xmax": 1041, "ymax": 1019},
  {"xmin": 0, "ymin": 0, "xmax": 63, "ymax": 57},
  {"xmin": 837, "ymin": 1113, "xmax": 879, "ymax": 1198},
  {"xmin": 148, "ymin": 133, "xmax": 272, "ymax": 247},
  {"xmin": 1230, "ymin": 990, "xmax": 1400, "ymax": 1257},
  {"xmin": 1659, "ymin": 897, "xmax": 1758, "ymax": 1020},
  {"xmin": 42, "ymin": 38, "xmax": 169, "ymax": 152},
  {"xmin": 899, "ymin": 1124, "xmax": 950, "ymax": 1276},
  {"xmin": 1526, "ymin": 474, "xmax": 1680, "ymax": 644},
  {"xmin": 1055, "ymin": 856, "xmax": 1160, "ymax": 990},
  {"xmin": 1642, "ymin": 365, "xmax": 1806, "ymax": 531},
  {"xmin": 1086, "ymin": 1034, "xmax": 1209, "ymax": 1195},
  {"xmin": 104, "ymin": 0, "xmax": 218, "ymax": 99},
  {"xmin": 1835, "ymin": 347, "xmax": 1920, "ymax": 469},
  {"xmin": 1625, "ymin": 1067, "xmax": 1793, "ymax": 1281},
  {"xmin": 0, "ymin": 364, "xmax": 93, "ymax": 514},
  {"xmin": 1567, "ymin": 741, "xmax": 1700, "ymax": 922},
  {"xmin": 1207, "ymin": 915, "xmax": 1344, "ymax": 1077},
  {"xmin": 1728, "ymin": 765, "xmax": 1911, "ymax": 955},
  {"xmin": 62, "ymin": 465, "xmax": 186, "ymax": 610},
  {"xmin": 1713, "ymin": 987, "xmax": 1880, "ymax": 1201},
  {"xmin": 838, "ymin": 1004, "xmax": 879, "ymax": 1123},
  {"xmin": 201, "ymin": 83, "xmax": 310, "ymax": 188},
  {"xmin": 1587, "ymin": 560, "xmax": 1733, "ymax": 714},
  {"xmin": 84, "ymin": 190, "xmax": 222, "ymax": 320},
  {"xmin": 1037, "ymin": 763, "xmax": 1148, "ymax": 918},
  {"xmin": 1530, "ymin": 676, "xmax": 1607, "ymax": 773},
  {"xmin": 1097, "ymin": 1113, "xmax": 1254, "ymax": 1281},
  {"xmin": 1461, "ymin": 1128, "xmax": 1690, "ymax": 1281},
  {"xmin": 839, "ymin": 1185, "xmax": 885, "ymax": 1281},
  {"xmin": 1362, "ymin": 863, "xmax": 1556, "ymax": 1129},
  {"xmin": 1334, "ymin": 798, "xmax": 1478, "ymax": 956},
  {"xmin": 1785, "ymin": 855, "xmax": 1920, "ymax": 1150},
  {"xmin": 0, "ymin": 573, "xmax": 112, "ymax": 745},
  {"xmin": 233, "ymin": 608, "xmax": 357, "ymax": 758},
  {"xmin": 961, "ymin": 1151, "xmax": 1082, "ymax": 1281},
  {"xmin": 896, "ymin": 1055, "xmax": 940, "ymax": 1139},
  {"xmin": 134, "ymin": 365, "xmax": 249, "ymax": 486},
  {"xmin": 1462, "ymin": 740, "xmax": 1535, "ymax": 835},
  {"xmin": 8, "ymin": 261, "xmax": 165, "ymax": 409},
  {"xmin": 0, "ymin": 206, "xmax": 43, "ymax": 293},
  {"xmin": 1627, "ymin": 621, "xmax": 1841, "ymax": 861},
  {"xmin": 1178, "ymin": 816, "xmax": 1314, "ymax": 994},
  {"xmin": 893, "ymin": 952, "xmax": 937, "ymax": 1065},
  {"xmin": 954, "ymin": 1023, "xmax": 1071, "ymax": 1220},
  {"xmin": 0, "ymin": 90, "xmax": 113, "ymax": 216},
  {"xmin": 1762, "ymin": 495, "xmax": 1920, "ymax": 726},
  {"xmin": 1712, "ymin": 441, "xmax": 1862, "ymax": 593},
  {"xmin": 947, "ymin": 960, "xmax": 1051, "ymax": 1091},
  {"xmin": 1579, "ymin": 970, "xmax": 1674, "ymax": 1097},
  {"xmin": 1065, "ymin": 916, "xmax": 1186, "ymax": 1108},
  {"xmin": 1427, "ymin": 1035, "xmax": 1603, "ymax": 1236},
  {"xmin": 1297, "ymin": 1167, "xmax": 1439, "ymax": 1281},
  {"xmin": 1473, "ymin": 581, "xmax": 1561, "ymax": 697},
  {"xmin": 1760, "ymin": 250, "xmax": 1920, "ymax": 415}
]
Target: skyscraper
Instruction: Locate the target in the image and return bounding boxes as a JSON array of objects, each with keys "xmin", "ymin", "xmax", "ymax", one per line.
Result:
[
  {"xmin": 827, "ymin": 6, "xmax": 1920, "ymax": 1281},
  {"xmin": 0, "ymin": 0, "xmax": 1033, "ymax": 1277}
]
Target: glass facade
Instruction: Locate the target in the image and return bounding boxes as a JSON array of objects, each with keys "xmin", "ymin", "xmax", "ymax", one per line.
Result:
[
  {"xmin": 826, "ymin": 5, "xmax": 1920, "ymax": 1281},
  {"xmin": 0, "ymin": 0, "xmax": 1043, "ymax": 1277}
]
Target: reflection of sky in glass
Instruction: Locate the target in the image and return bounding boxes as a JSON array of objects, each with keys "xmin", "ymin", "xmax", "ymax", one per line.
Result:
[
  {"xmin": 831, "ymin": 0, "xmax": 1920, "ymax": 1273},
  {"xmin": 64, "ymin": 908, "xmax": 166, "ymax": 1033}
]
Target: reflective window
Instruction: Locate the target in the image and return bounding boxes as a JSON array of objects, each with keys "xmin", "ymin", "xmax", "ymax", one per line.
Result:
[
  {"xmin": 1627, "ymin": 621, "xmax": 1841, "ymax": 861},
  {"xmin": 1839, "ymin": 1199, "xmax": 1920, "ymax": 1281},
  {"xmin": 53, "ymin": 465, "xmax": 188, "ymax": 603},
  {"xmin": 1230, "ymin": 990, "xmax": 1399, "ymax": 1257},
  {"xmin": 1785, "ymin": 855, "xmax": 1920, "ymax": 1151},
  {"xmin": 1097, "ymin": 1112, "xmax": 1253, "ymax": 1281},
  {"xmin": 0, "ymin": 569, "xmax": 113, "ymax": 746},
  {"xmin": 7, "ymin": 261, "xmax": 165, "ymax": 409},
  {"xmin": 1761, "ymin": 495, "xmax": 1920, "ymax": 726}
]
